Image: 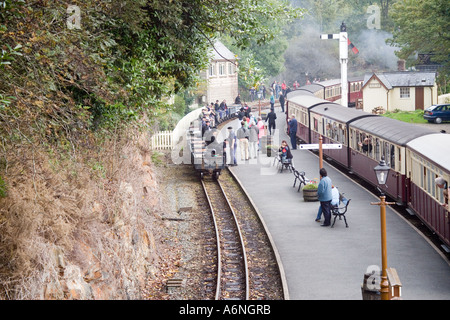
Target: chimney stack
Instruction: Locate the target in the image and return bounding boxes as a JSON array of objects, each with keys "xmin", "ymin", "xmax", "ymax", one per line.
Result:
[{"xmin": 397, "ymin": 59, "xmax": 406, "ymax": 71}]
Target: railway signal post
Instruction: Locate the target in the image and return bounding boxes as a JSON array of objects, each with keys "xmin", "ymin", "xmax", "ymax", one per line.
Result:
[{"xmin": 320, "ymin": 22, "xmax": 358, "ymax": 108}]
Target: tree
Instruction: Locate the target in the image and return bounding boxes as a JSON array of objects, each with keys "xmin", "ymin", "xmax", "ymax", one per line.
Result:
[{"xmin": 388, "ymin": 0, "xmax": 450, "ymax": 74}]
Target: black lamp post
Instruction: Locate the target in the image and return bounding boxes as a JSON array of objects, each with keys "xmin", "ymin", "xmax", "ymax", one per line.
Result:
[
  {"xmin": 374, "ymin": 156, "xmax": 390, "ymax": 187},
  {"xmin": 371, "ymin": 156, "xmax": 395, "ymax": 300}
]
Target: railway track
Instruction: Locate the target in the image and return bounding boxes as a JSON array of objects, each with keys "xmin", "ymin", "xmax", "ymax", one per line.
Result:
[
  {"xmin": 199, "ymin": 168, "xmax": 285, "ymax": 300},
  {"xmin": 201, "ymin": 176, "xmax": 249, "ymax": 300}
]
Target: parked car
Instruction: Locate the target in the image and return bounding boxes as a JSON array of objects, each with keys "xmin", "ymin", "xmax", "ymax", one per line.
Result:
[{"xmin": 423, "ymin": 104, "xmax": 450, "ymax": 123}]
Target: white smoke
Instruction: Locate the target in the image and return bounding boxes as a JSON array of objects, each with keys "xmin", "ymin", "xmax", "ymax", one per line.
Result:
[{"xmin": 355, "ymin": 29, "xmax": 399, "ymax": 71}]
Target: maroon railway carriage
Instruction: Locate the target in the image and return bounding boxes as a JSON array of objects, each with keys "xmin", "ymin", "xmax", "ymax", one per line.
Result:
[
  {"xmin": 308, "ymin": 103, "xmax": 376, "ymax": 168},
  {"xmin": 406, "ymin": 134, "xmax": 450, "ymax": 247},
  {"xmin": 285, "ymin": 92, "xmax": 329, "ymax": 144},
  {"xmin": 348, "ymin": 76, "xmax": 364, "ymax": 108},
  {"xmin": 296, "ymin": 77, "xmax": 364, "ymax": 106},
  {"xmin": 348, "ymin": 117, "xmax": 436, "ymax": 204}
]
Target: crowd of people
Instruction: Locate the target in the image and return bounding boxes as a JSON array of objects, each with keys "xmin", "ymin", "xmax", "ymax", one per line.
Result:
[
  {"xmin": 200, "ymin": 76, "xmax": 307, "ymax": 162},
  {"xmin": 248, "ymin": 80, "xmax": 302, "ymax": 102},
  {"xmin": 200, "ymin": 99, "xmax": 231, "ymax": 132},
  {"xmin": 199, "ymin": 88, "xmax": 355, "ymax": 228}
]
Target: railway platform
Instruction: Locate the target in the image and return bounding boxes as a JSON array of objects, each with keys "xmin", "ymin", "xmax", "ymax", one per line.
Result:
[{"xmin": 224, "ymin": 107, "xmax": 450, "ymax": 300}]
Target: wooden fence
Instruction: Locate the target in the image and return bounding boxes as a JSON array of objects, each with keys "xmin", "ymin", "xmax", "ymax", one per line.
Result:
[{"xmin": 150, "ymin": 130, "xmax": 173, "ymax": 150}]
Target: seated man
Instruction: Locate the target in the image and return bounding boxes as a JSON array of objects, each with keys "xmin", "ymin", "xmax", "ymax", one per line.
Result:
[{"xmin": 331, "ymin": 185, "xmax": 348, "ymax": 208}]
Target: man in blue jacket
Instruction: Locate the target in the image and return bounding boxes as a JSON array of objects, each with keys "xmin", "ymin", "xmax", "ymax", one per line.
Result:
[
  {"xmin": 288, "ymin": 115, "xmax": 298, "ymax": 149},
  {"xmin": 317, "ymin": 168, "xmax": 332, "ymax": 227}
]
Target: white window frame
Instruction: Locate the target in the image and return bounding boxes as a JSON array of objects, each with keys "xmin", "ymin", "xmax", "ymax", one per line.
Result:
[
  {"xmin": 209, "ymin": 63, "xmax": 216, "ymax": 77},
  {"xmin": 400, "ymin": 87, "xmax": 410, "ymax": 99}
]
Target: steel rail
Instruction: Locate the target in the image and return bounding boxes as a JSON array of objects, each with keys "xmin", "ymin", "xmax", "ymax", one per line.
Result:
[{"xmin": 201, "ymin": 178, "xmax": 249, "ymax": 300}]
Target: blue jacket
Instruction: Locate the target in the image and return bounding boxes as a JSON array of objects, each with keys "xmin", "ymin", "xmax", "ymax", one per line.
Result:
[
  {"xmin": 317, "ymin": 176, "xmax": 332, "ymax": 202},
  {"xmin": 289, "ymin": 118, "xmax": 298, "ymax": 135}
]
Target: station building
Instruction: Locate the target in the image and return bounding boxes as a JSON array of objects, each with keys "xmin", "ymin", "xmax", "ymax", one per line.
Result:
[
  {"xmin": 199, "ymin": 40, "xmax": 239, "ymax": 106},
  {"xmin": 362, "ymin": 71, "xmax": 438, "ymax": 113}
]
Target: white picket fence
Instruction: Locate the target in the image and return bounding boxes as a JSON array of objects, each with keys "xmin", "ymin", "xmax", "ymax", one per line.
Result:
[
  {"xmin": 150, "ymin": 107, "xmax": 204, "ymax": 151},
  {"xmin": 150, "ymin": 130, "xmax": 173, "ymax": 150}
]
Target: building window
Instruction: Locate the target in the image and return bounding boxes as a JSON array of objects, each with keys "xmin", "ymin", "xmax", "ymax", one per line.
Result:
[
  {"xmin": 209, "ymin": 63, "xmax": 216, "ymax": 77},
  {"xmin": 228, "ymin": 62, "xmax": 234, "ymax": 75},
  {"xmin": 219, "ymin": 63, "xmax": 226, "ymax": 76},
  {"xmin": 400, "ymin": 87, "xmax": 410, "ymax": 98}
]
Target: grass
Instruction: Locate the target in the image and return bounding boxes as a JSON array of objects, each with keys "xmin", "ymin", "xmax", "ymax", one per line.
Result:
[{"xmin": 381, "ymin": 109, "xmax": 428, "ymax": 124}]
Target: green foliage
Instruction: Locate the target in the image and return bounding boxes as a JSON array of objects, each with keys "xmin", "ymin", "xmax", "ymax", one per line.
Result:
[
  {"xmin": 0, "ymin": 0, "xmax": 303, "ymax": 163},
  {"xmin": 388, "ymin": 0, "xmax": 449, "ymax": 89},
  {"xmin": 303, "ymin": 183, "xmax": 318, "ymax": 190},
  {"xmin": 0, "ymin": 175, "xmax": 6, "ymax": 198},
  {"xmin": 389, "ymin": 0, "xmax": 449, "ymax": 68}
]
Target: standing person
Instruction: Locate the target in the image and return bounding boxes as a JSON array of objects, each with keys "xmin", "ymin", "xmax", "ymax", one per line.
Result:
[
  {"xmin": 236, "ymin": 121, "xmax": 249, "ymax": 161},
  {"xmin": 317, "ymin": 168, "xmax": 332, "ymax": 227},
  {"xmin": 220, "ymin": 99, "xmax": 228, "ymax": 118},
  {"xmin": 270, "ymin": 91, "xmax": 275, "ymax": 110},
  {"xmin": 288, "ymin": 114, "xmax": 298, "ymax": 149},
  {"xmin": 215, "ymin": 100, "xmax": 222, "ymax": 121},
  {"xmin": 315, "ymin": 185, "xmax": 346, "ymax": 222},
  {"xmin": 226, "ymin": 126, "xmax": 237, "ymax": 166},
  {"xmin": 248, "ymin": 112, "xmax": 257, "ymax": 127},
  {"xmin": 265, "ymin": 108, "xmax": 277, "ymax": 135},
  {"xmin": 272, "ymin": 81, "xmax": 277, "ymax": 95},
  {"xmin": 281, "ymin": 81, "xmax": 287, "ymax": 96},
  {"xmin": 256, "ymin": 116, "xmax": 265, "ymax": 150},
  {"xmin": 279, "ymin": 93, "xmax": 285, "ymax": 113},
  {"xmin": 249, "ymin": 123, "xmax": 259, "ymax": 159}
]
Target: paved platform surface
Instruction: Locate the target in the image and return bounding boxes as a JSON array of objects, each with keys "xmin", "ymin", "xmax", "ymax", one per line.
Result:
[{"xmin": 224, "ymin": 108, "xmax": 450, "ymax": 300}]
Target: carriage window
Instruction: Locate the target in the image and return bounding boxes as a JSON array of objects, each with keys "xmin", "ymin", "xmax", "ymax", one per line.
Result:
[
  {"xmin": 412, "ymin": 153, "xmax": 447, "ymax": 202},
  {"xmin": 421, "ymin": 166, "xmax": 425, "ymax": 189},
  {"xmin": 427, "ymin": 168, "xmax": 434, "ymax": 197},
  {"xmin": 375, "ymin": 138, "xmax": 381, "ymax": 161},
  {"xmin": 390, "ymin": 145, "xmax": 395, "ymax": 169},
  {"xmin": 342, "ymin": 125, "xmax": 347, "ymax": 145},
  {"xmin": 384, "ymin": 142, "xmax": 390, "ymax": 165},
  {"xmin": 358, "ymin": 133, "xmax": 373, "ymax": 156}
]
